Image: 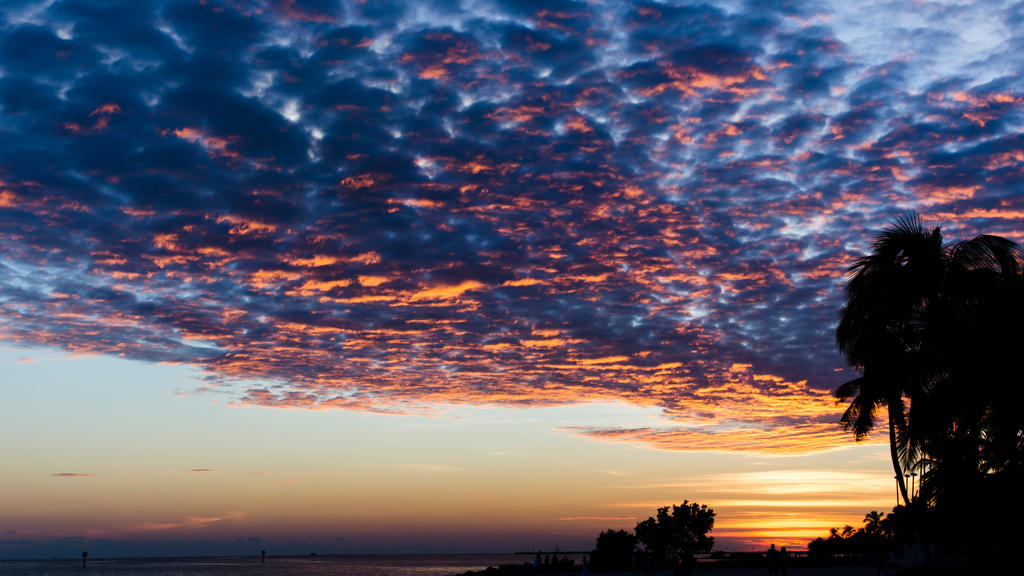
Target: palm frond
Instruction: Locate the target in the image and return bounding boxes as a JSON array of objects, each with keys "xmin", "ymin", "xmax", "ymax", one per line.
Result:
[
  {"xmin": 950, "ymin": 234, "xmax": 1022, "ymax": 276},
  {"xmin": 834, "ymin": 376, "xmax": 864, "ymax": 402},
  {"xmin": 880, "ymin": 212, "xmax": 925, "ymax": 246}
]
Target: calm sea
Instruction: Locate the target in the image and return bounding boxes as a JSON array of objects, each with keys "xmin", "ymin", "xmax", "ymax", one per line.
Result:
[{"xmin": 0, "ymin": 554, "xmax": 573, "ymax": 576}]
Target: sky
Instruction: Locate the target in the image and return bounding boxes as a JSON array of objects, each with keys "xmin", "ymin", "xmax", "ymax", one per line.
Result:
[{"xmin": 1, "ymin": 0, "xmax": 1023, "ymax": 559}]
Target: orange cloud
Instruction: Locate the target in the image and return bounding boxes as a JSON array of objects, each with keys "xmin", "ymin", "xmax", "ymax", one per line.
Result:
[{"xmin": 405, "ymin": 280, "xmax": 484, "ymax": 302}]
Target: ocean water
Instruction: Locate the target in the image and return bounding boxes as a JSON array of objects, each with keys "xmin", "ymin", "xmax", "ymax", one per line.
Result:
[{"xmin": 0, "ymin": 554, "xmax": 562, "ymax": 576}]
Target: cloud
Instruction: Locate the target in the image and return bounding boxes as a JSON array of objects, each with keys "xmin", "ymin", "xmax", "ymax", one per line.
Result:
[
  {"xmin": 49, "ymin": 473, "xmax": 93, "ymax": 478},
  {"xmin": 132, "ymin": 514, "xmax": 235, "ymax": 532},
  {"xmin": 1, "ymin": 0, "xmax": 1022, "ymax": 454},
  {"xmin": 556, "ymin": 516, "xmax": 636, "ymax": 522},
  {"xmin": 399, "ymin": 464, "xmax": 463, "ymax": 473}
]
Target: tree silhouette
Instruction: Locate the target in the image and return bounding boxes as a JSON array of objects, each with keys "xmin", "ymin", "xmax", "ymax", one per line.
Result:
[
  {"xmin": 913, "ymin": 231, "xmax": 1024, "ymax": 556},
  {"xmin": 862, "ymin": 510, "xmax": 885, "ymax": 537},
  {"xmin": 634, "ymin": 500, "xmax": 714, "ymax": 568},
  {"xmin": 836, "ymin": 212, "xmax": 944, "ymax": 506},
  {"xmin": 589, "ymin": 529, "xmax": 636, "ymax": 571},
  {"xmin": 809, "ymin": 508, "xmax": 899, "ymax": 559}
]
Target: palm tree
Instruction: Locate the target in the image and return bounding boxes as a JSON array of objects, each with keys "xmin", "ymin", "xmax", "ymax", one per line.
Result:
[
  {"xmin": 836, "ymin": 213, "xmax": 943, "ymax": 506},
  {"xmin": 862, "ymin": 510, "xmax": 885, "ymax": 537},
  {"xmin": 934, "ymin": 234, "xmax": 1023, "ymax": 478},
  {"xmin": 912, "ymin": 232, "xmax": 1023, "ymax": 555}
]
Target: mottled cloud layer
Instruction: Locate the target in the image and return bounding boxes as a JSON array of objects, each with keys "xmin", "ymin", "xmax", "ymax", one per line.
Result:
[{"xmin": 2, "ymin": 0, "xmax": 1022, "ymax": 453}]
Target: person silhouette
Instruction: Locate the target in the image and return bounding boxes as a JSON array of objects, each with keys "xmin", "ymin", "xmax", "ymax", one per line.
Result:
[
  {"xmin": 779, "ymin": 546, "xmax": 788, "ymax": 576},
  {"xmin": 766, "ymin": 543, "xmax": 780, "ymax": 576}
]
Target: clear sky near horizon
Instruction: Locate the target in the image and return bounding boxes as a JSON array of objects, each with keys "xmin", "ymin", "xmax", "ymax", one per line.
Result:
[{"xmin": 1, "ymin": 0, "xmax": 1022, "ymax": 559}]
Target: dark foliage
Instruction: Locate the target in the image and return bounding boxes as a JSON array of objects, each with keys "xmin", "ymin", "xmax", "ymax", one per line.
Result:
[
  {"xmin": 634, "ymin": 500, "xmax": 715, "ymax": 568},
  {"xmin": 835, "ymin": 213, "xmax": 1024, "ymax": 561},
  {"xmin": 589, "ymin": 529, "xmax": 636, "ymax": 571},
  {"xmin": 807, "ymin": 509, "xmax": 903, "ymax": 560},
  {"xmin": 588, "ymin": 501, "xmax": 714, "ymax": 572}
]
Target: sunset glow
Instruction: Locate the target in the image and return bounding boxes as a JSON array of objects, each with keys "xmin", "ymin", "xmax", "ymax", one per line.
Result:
[{"xmin": 2, "ymin": 0, "xmax": 1022, "ymax": 559}]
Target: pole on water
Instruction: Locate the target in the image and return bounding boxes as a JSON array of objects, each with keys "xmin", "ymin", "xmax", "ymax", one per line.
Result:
[{"xmin": 82, "ymin": 551, "xmax": 88, "ymax": 568}]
